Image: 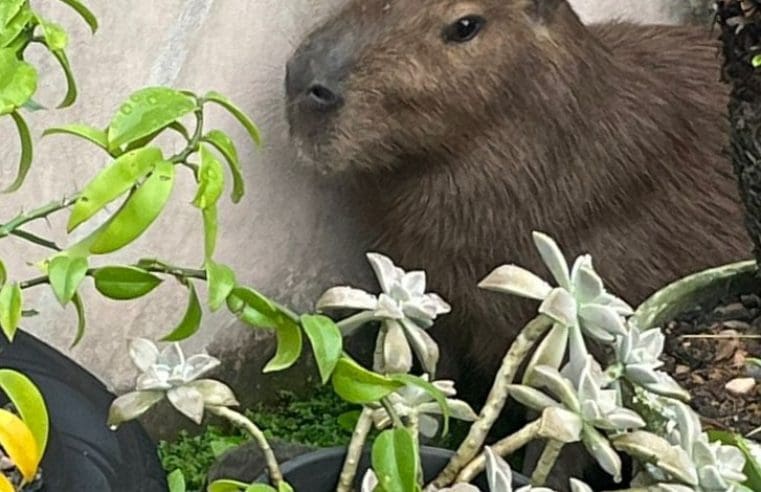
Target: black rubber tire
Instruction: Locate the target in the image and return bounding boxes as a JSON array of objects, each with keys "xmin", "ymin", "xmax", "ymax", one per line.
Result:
[{"xmin": 0, "ymin": 330, "xmax": 167, "ymax": 492}]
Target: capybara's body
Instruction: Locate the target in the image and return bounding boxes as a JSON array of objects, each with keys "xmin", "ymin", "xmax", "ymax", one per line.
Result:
[{"xmin": 286, "ymin": 0, "xmax": 749, "ymax": 487}]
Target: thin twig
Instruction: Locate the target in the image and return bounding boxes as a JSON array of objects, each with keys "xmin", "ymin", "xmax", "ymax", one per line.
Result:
[
  {"xmin": 0, "ymin": 196, "xmax": 78, "ymax": 237},
  {"xmin": 19, "ymin": 262, "xmax": 207, "ymax": 290},
  {"xmin": 209, "ymin": 406, "xmax": 283, "ymax": 486},
  {"xmin": 455, "ymin": 419, "xmax": 542, "ymax": 483},
  {"xmin": 428, "ymin": 315, "xmax": 552, "ymax": 489},
  {"xmin": 680, "ymin": 334, "xmax": 761, "ymax": 339},
  {"xmin": 337, "ymin": 406, "xmax": 374, "ymax": 492},
  {"xmin": 530, "ymin": 439, "xmax": 563, "ymax": 486},
  {"xmin": 10, "ymin": 229, "xmax": 61, "ymax": 251},
  {"xmin": 381, "ymin": 397, "xmax": 404, "ymax": 428}
]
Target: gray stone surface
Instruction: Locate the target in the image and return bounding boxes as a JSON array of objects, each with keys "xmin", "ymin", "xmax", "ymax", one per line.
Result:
[{"xmin": 0, "ymin": 0, "xmax": 709, "ymax": 439}]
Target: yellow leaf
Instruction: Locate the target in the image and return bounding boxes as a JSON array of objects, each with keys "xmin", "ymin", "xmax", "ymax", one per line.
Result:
[
  {"xmin": 0, "ymin": 474, "xmax": 13, "ymax": 492},
  {"xmin": 0, "ymin": 408, "xmax": 39, "ymax": 482}
]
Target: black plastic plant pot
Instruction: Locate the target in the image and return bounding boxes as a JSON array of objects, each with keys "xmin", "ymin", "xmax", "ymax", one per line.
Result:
[
  {"xmin": 257, "ymin": 446, "xmax": 530, "ymax": 491},
  {"xmin": 0, "ymin": 330, "xmax": 167, "ymax": 492}
]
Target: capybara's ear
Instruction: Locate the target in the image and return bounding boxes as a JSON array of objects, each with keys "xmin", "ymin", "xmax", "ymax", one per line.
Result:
[{"xmin": 526, "ymin": 0, "xmax": 565, "ymax": 22}]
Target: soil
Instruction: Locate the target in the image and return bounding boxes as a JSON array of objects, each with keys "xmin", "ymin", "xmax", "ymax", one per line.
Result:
[{"xmin": 661, "ymin": 292, "xmax": 761, "ymax": 435}]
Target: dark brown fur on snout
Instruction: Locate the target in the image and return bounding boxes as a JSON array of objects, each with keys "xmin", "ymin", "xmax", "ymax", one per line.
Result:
[{"xmin": 287, "ymin": 0, "xmax": 750, "ymax": 487}]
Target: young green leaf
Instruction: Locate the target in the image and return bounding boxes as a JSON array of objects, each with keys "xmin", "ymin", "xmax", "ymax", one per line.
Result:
[
  {"xmin": 0, "ymin": 49, "xmax": 37, "ymax": 114},
  {"xmin": 43, "ymin": 124, "xmax": 109, "ymax": 151},
  {"xmin": 3, "ymin": 111, "xmax": 32, "ymax": 193},
  {"xmin": 0, "ymin": 282, "xmax": 22, "ymax": 341},
  {"xmin": 90, "ymin": 160, "xmax": 175, "ymax": 254},
  {"xmin": 47, "ymin": 255, "xmax": 88, "ymax": 305},
  {"xmin": 372, "ymin": 428, "xmax": 419, "ymax": 492},
  {"xmin": 0, "ymin": 0, "xmax": 25, "ymax": 27},
  {"xmin": 226, "ymin": 292, "xmax": 277, "ymax": 329},
  {"xmin": 91, "ymin": 266, "xmax": 162, "ymax": 300},
  {"xmin": 0, "ymin": 369, "xmax": 49, "ymax": 462},
  {"xmin": 0, "ymin": 260, "xmax": 6, "ymax": 286},
  {"xmin": 107, "ymin": 87, "xmax": 197, "ymax": 151},
  {"xmin": 203, "ymin": 204, "xmax": 218, "ymax": 259},
  {"xmin": 67, "ymin": 146, "xmax": 163, "ymax": 232},
  {"xmin": 206, "ymin": 260, "xmax": 235, "ymax": 312},
  {"xmin": 70, "ymin": 292, "xmax": 86, "ymax": 348},
  {"xmin": 203, "ymin": 129, "xmax": 245, "ymax": 203},
  {"xmin": 192, "ymin": 145, "xmax": 225, "ymax": 210},
  {"xmin": 162, "ymin": 282, "xmax": 203, "ymax": 342},
  {"xmin": 0, "ymin": 7, "xmax": 32, "ymax": 48},
  {"xmin": 208, "ymin": 479, "xmax": 262, "ymax": 492},
  {"xmin": 203, "ymin": 91, "xmax": 262, "ymax": 147},
  {"xmin": 263, "ymin": 318, "xmax": 303, "ymax": 373},
  {"xmin": 37, "ymin": 19, "xmax": 69, "ymax": 51},
  {"xmin": 228, "ymin": 287, "xmax": 279, "ymax": 324},
  {"xmin": 166, "ymin": 469, "xmax": 186, "ymax": 492},
  {"xmin": 56, "ymin": 0, "xmax": 98, "ymax": 33},
  {"xmin": 331, "ymin": 356, "xmax": 404, "ymax": 405},
  {"xmin": 300, "ymin": 314, "xmax": 342, "ymax": 384},
  {"xmin": 389, "ymin": 374, "xmax": 451, "ymax": 437}
]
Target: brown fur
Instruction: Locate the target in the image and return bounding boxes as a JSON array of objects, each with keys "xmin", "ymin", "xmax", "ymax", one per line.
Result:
[{"xmin": 287, "ymin": 0, "xmax": 750, "ymax": 486}]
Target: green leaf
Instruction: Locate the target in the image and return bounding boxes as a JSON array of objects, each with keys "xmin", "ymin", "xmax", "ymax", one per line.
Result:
[
  {"xmin": 68, "ymin": 146, "xmax": 163, "ymax": 232},
  {"xmin": 226, "ymin": 293, "xmax": 276, "ymax": 329},
  {"xmin": 56, "ymin": 0, "xmax": 98, "ymax": 33},
  {"xmin": 300, "ymin": 314, "xmax": 342, "ymax": 384},
  {"xmin": 0, "ymin": 49, "xmax": 36, "ymax": 114},
  {"xmin": 89, "ymin": 160, "xmax": 175, "ymax": 254},
  {"xmin": 263, "ymin": 318, "xmax": 302, "ymax": 373},
  {"xmin": 70, "ymin": 292, "xmax": 86, "ymax": 348},
  {"xmin": 193, "ymin": 145, "xmax": 225, "ymax": 210},
  {"xmin": 162, "ymin": 283, "xmax": 203, "ymax": 342},
  {"xmin": 0, "ymin": 282, "xmax": 22, "ymax": 341},
  {"xmin": 208, "ymin": 479, "xmax": 260, "ymax": 492},
  {"xmin": 0, "ymin": 260, "xmax": 6, "ymax": 286},
  {"xmin": 202, "ymin": 203, "xmax": 218, "ymax": 259},
  {"xmin": 204, "ymin": 91, "xmax": 262, "ymax": 147},
  {"xmin": 0, "ymin": 0, "xmax": 25, "ymax": 27},
  {"xmin": 203, "ymin": 130, "xmax": 245, "ymax": 203},
  {"xmin": 708, "ymin": 430, "xmax": 761, "ymax": 491},
  {"xmin": 0, "ymin": 7, "xmax": 33, "ymax": 48},
  {"xmin": 92, "ymin": 266, "xmax": 162, "ymax": 300},
  {"xmin": 0, "ymin": 369, "xmax": 49, "ymax": 462},
  {"xmin": 43, "ymin": 124, "xmax": 109, "ymax": 151},
  {"xmin": 206, "ymin": 260, "xmax": 235, "ymax": 312},
  {"xmin": 372, "ymin": 428, "xmax": 419, "ymax": 492},
  {"xmin": 167, "ymin": 469, "xmax": 186, "ymax": 492},
  {"xmin": 227, "ymin": 287, "xmax": 279, "ymax": 326},
  {"xmin": 51, "ymin": 48, "xmax": 77, "ymax": 108},
  {"xmin": 2, "ymin": 111, "xmax": 32, "ymax": 193},
  {"xmin": 276, "ymin": 483, "xmax": 294, "ymax": 492},
  {"xmin": 389, "ymin": 373, "xmax": 450, "ymax": 436},
  {"xmin": 754, "ymin": 55, "xmax": 761, "ymax": 69},
  {"xmin": 47, "ymin": 255, "xmax": 88, "ymax": 305},
  {"xmin": 107, "ymin": 87, "xmax": 197, "ymax": 151},
  {"xmin": 331, "ymin": 356, "xmax": 404, "ymax": 405},
  {"xmin": 337, "ymin": 410, "xmax": 361, "ymax": 431},
  {"xmin": 244, "ymin": 486, "xmax": 278, "ymax": 492},
  {"xmin": 37, "ymin": 19, "xmax": 68, "ymax": 51}
]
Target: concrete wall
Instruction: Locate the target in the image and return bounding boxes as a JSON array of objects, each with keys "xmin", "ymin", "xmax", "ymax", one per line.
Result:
[{"xmin": 0, "ymin": 0, "xmax": 707, "ymax": 438}]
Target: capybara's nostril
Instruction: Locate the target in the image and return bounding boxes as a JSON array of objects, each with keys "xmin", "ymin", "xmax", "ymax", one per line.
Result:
[{"xmin": 307, "ymin": 83, "xmax": 343, "ymax": 110}]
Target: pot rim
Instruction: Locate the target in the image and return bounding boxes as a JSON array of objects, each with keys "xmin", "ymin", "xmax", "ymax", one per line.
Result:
[{"xmin": 632, "ymin": 259, "xmax": 757, "ymax": 330}]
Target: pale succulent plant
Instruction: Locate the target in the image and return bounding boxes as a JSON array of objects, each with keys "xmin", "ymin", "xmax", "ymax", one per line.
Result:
[
  {"xmin": 478, "ymin": 232, "xmax": 632, "ymax": 378},
  {"xmin": 508, "ymin": 355, "xmax": 646, "ymax": 482},
  {"xmin": 108, "ymin": 338, "xmax": 238, "ymax": 426},
  {"xmin": 369, "ymin": 376, "xmax": 478, "ymax": 438},
  {"xmin": 609, "ymin": 324, "xmax": 690, "ymax": 401},
  {"xmin": 316, "ymin": 252, "xmax": 450, "ymax": 374}
]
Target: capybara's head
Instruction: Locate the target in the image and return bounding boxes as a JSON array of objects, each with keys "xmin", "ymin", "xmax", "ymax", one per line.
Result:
[{"xmin": 285, "ymin": 0, "xmax": 590, "ymax": 174}]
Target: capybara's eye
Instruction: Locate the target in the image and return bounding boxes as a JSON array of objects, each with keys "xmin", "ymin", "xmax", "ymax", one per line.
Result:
[{"xmin": 444, "ymin": 15, "xmax": 485, "ymax": 43}]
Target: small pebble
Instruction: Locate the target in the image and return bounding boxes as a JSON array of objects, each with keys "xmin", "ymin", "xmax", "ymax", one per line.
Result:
[
  {"xmin": 675, "ymin": 364, "xmax": 690, "ymax": 375},
  {"xmin": 726, "ymin": 377, "xmax": 756, "ymax": 395}
]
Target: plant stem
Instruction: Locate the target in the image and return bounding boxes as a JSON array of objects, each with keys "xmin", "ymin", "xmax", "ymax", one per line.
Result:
[
  {"xmin": 409, "ymin": 410, "xmax": 423, "ymax": 486},
  {"xmin": 381, "ymin": 397, "xmax": 404, "ymax": 428},
  {"xmin": 0, "ymin": 196, "xmax": 78, "ymax": 237},
  {"xmin": 337, "ymin": 406, "xmax": 374, "ymax": 492},
  {"xmin": 169, "ymin": 109, "xmax": 204, "ymax": 165},
  {"xmin": 428, "ymin": 315, "xmax": 552, "ymax": 490},
  {"xmin": 10, "ymin": 230, "xmax": 61, "ymax": 251},
  {"xmin": 19, "ymin": 263, "xmax": 207, "ymax": 290},
  {"xmin": 208, "ymin": 406, "xmax": 283, "ymax": 486},
  {"xmin": 530, "ymin": 439, "xmax": 563, "ymax": 486},
  {"xmin": 455, "ymin": 419, "xmax": 541, "ymax": 483}
]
